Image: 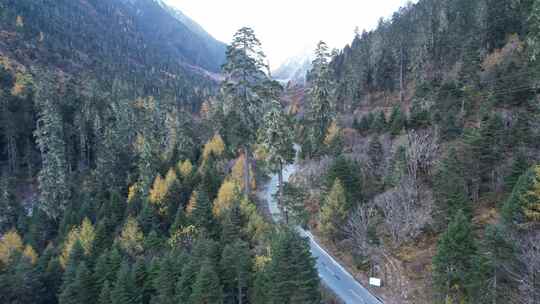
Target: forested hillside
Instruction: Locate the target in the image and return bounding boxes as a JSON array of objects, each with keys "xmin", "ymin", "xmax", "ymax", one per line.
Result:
[
  {"xmin": 285, "ymin": 0, "xmax": 540, "ymax": 303},
  {"xmin": 0, "ymin": 0, "xmax": 323, "ymax": 301},
  {"xmin": 1, "ymin": 0, "xmax": 540, "ymax": 303}
]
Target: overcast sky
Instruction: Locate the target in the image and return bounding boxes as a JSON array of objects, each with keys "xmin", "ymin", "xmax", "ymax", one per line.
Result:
[{"xmin": 164, "ymin": 0, "xmax": 413, "ymax": 69}]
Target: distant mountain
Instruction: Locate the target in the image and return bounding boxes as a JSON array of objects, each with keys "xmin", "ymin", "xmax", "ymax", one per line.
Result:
[
  {"xmin": 273, "ymin": 53, "xmax": 313, "ymax": 84},
  {"xmin": 117, "ymin": 0, "xmax": 227, "ymax": 73},
  {"xmin": 0, "ymin": 0, "xmax": 226, "ymax": 84}
]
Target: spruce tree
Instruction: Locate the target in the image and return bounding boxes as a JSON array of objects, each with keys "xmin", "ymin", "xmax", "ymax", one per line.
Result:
[
  {"xmin": 267, "ymin": 228, "xmax": 320, "ymax": 304},
  {"xmin": 372, "ymin": 111, "xmax": 387, "ymax": 133},
  {"xmin": 477, "ymin": 224, "xmax": 516, "ymax": 304},
  {"xmin": 176, "ymin": 259, "xmax": 197, "ymax": 303},
  {"xmin": 189, "ymin": 189, "xmax": 216, "ymax": 236},
  {"xmin": 258, "ymin": 99, "xmax": 295, "ymax": 218},
  {"xmin": 99, "ymin": 280, "xmax": 113, "ymax": 304},
  {"xmin": 325, "ymin": 156, "xmax": 362, "ymax": 204},
  {"xmin": 389, "ymin": 104, "xmax": 406, "ymax": 135},
  {"xmin": 432, "ymin": 211, "xmax": 478, "ymax": 302},
  {"xmin": 306, "ymin": 41, "xmax": 335, "ymax": 156},
  {"xmin": 189, "ymin": 259, "xmax": 223, "ymax": 304},
  {"xmin": 111, "ymin": 262, "xmax": 137, "ymax": 304},
  {"xmin": 152, "ymin": 255, "xmax": 180, "ymax": 304},
  {"xmin": 220, "ymin": 241, "xmax": 250, "ymax": 304},
  {"xmin": 505, "ymin": 152, "xmax": 529, "ymax": 191},
  {"xmin": 434, "ymin": 148, "xmax": 471, "ymax": 229}
]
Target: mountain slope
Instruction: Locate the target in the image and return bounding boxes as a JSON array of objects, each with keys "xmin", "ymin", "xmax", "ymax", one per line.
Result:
[{"xmin": 0, "ymin": 0, "xmax": 225, "ymax": 84}]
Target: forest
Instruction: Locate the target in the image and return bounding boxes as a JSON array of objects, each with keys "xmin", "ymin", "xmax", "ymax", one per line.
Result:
[{"xmin": 1, "ymin": 0, "xmax": 540, "ymax": 303}]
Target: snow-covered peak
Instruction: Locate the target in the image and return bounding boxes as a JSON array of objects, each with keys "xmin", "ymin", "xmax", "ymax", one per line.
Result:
[{"xmin": 272, "ymin": 49, "xmax": 314, "ymax": 84}]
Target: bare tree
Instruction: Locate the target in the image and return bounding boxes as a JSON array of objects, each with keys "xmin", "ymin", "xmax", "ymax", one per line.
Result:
[
  {"xmin": 516, "ymin": 230, "xmax": 540, "ymax": 304},
  {"xmin": 345, "ymin": 205, "xmax": 377, "ymax": 256},
  {"xmin": 406, "ymin": 129, "xmax": 439, "ymax": 178},
  {"xmin": 376, "ymin": 175, "xmax": 433, "ymax": 246}
]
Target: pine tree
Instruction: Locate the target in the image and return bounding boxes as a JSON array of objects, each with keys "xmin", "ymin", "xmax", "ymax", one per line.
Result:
[
  {"xmin": 320, "ymin": 179, "xmax": 349, "ymax": 240},
  {"xmin": 432, "ymin": 211, "xmax": 478, "ymax": 303},
  {"xmin": 189, "ymin": 259, "xmax": 223, "ymax": 304},
  {"xmin": 306, "ymin": 41, "xmax": 335, "ymax": 156}
]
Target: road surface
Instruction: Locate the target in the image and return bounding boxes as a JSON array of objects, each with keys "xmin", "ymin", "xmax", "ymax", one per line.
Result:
[{"xmin": 259, "ymin": 153, "xmax": 383, "ymax": 304}]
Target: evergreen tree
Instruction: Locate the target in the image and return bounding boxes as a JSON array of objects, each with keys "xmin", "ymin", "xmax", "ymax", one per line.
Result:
[
  {"xmin": 267, "ymin": 228, "xmax": 320, "ymax": 304},
  {"xmin": 220, "ymin": 27, "xmax": 270, "ymax": 197},
  {"xmin": 176, "ymin": 259, "xmax": 197, "ymax": 303},
  {"xmin": 99, "ymin": 280, "xmax": 113, "ymax": 304},
  {"xmin": 372, "ymin": 110, "xmax": 387, "ymax": 133},
  {"xmin": 111, "ymin": 262, "xmax": 137, "ymax": 304},
  {"xmin": 133, "ymin": 259, "xmax": 152, "ymax": 304},
  {"xmin": 388, "ymin": 104, "xmax": 406, "ymax": 135},
  {"xmin": 502, "ymin": 166, "xmax": 539, "ymax": 224},
  {"xmin": 476, "ymin": 224, "xmax": 516, "ymax": 304},
  {"xmin": 306, "ymin": 41, "xmax": 335, "ymax": 156},
  {"xmin": 220, "ymin": 241, "xmax": 251, "ymax": 304},
  {"xmin": 34, "ymin": 79, "xmax": 70, "ymax": 220},
  {"xmin": 59, "ymin": 262, "xmax": 96, "ymax": 304},
  {"xmin": 0, "ymin": 176, "xmax": 23, "ymax": 233},
  {"xmin": 505, "ymin": 151, "xmax": 529, "ymax": 191},
  {"xmin": 189, "ymin": 259, "xmax": 223, "ymax": 304},
  {"xmin": 189, "ymin": 189, "xmax": 217, "ymax": 236},
  {"xmin": 258, "ymin": 99, "xmax": 295, "ymax": 218},
  {"xmin": 138, "ymin": 202, "xmax": 158, "ymax": 234},
  {"xmin": 432, "ymin": 211, "xmax": 478, "ymax": 303},
  {"xmin": 152, "ymin": 256, "xmax": 177, "ymax": 304},
  {"xmin": 434, "ymin": 148, "xmax": 471, "ymax": 229},
  {"xmin": 325, "ymin": 156, "xmax": 362, "ymax": 204}
]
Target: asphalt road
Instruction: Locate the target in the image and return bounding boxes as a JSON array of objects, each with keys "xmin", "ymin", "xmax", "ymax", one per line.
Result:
[{"xmin": 260, "ymin": 160, "xmax": 383, "ymax": 304}]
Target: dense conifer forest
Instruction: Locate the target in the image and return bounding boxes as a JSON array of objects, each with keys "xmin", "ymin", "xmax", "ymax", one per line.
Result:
[{"xmin": 0, "ymin": 0, "xmax": 540, "ymax": 303}]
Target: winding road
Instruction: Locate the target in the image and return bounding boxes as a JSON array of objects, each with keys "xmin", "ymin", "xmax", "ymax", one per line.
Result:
[{"xmin": 259, "ymin": 152, "xmax": 383, "ymax": 304}]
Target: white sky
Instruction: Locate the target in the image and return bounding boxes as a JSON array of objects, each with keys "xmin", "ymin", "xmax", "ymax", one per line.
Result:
[{"xmin": 164, "ymin": 0, "xmax": 413, "ymax": 69}]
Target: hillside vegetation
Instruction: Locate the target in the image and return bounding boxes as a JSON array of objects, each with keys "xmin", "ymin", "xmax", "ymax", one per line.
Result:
[{"xmin": 283, "ymin": 0, "xmax": 540, "ymax": 303}]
